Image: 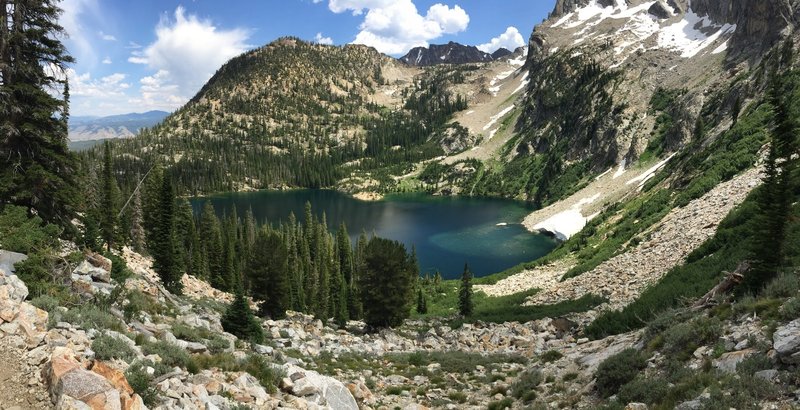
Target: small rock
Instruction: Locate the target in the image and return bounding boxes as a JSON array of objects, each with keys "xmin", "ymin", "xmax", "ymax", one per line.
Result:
[{"xmin": 754, "ymin": 369, "xmax": 779, "ymax": 381}]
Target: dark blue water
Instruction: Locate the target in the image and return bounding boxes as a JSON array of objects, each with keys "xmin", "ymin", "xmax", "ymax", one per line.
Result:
[{"xmin": 192, "ymin": 190, "xmax": 557, "ymax": 279}]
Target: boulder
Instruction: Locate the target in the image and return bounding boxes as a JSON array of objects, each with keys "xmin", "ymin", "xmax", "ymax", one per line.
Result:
[
  {"xmin": 284, "ymin": 364, "xmax": 358, "ymax": 410},
  {"xmin": 44, "ymin": 347, "xmax": 146, "ymax": 410},
  {"xmin": 1, "ymin": 269, "xmax": 30, "ymax": 303},
  {"xmin": 16, "ymin": 302, "xmax": 48, "ymax": 347},
  {"xmin": 0, "ymin": 250, "xmax": 28, "ymax": 275},
  {"xmin": 56, "ymin": 395, "xmax": 92, "ymax": 410},
  {"xmin": 73, "ymin": 261, "xmax": 111, "ymax": 284},
  {"xmin": 85, "ymin": 252, "xmax": 112, "ymax": 272},
  {"xmin": 713, "ymin": 349, "xmax": 756, "ymax": 373},
  {"xmin": 773, "ymin": 319, "xmax": 800, "ymax": 363}
]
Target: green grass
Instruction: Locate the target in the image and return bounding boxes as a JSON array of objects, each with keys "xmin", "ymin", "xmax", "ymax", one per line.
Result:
[{"xmin": 416, "ymin": 277, "xmax": 605, "ymax": 324}]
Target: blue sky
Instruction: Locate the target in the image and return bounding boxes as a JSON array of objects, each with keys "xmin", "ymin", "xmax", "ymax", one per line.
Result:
[{"xmin": 59, "ymin": 0, "xmax": 554, "ymax": 116}]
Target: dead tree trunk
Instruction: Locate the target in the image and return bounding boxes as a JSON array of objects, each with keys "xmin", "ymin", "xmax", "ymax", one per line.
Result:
[{"xmin": 692, "ymin": 261, "xmax": 750, "ymax": 309}]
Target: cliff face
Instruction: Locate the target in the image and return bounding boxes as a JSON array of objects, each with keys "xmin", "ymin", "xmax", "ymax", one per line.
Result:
[{"xmin": 505, "ymin": 0, "xmax": 799, "ymax": 203}]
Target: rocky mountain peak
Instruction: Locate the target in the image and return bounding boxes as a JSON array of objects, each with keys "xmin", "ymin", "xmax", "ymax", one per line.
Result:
[{"xmin": 400, "ymin": 41, "xmax": 494, "ymax": 66}]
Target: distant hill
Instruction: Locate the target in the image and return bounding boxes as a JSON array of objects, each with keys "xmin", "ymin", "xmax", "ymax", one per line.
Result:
[
  {"xmin": 68, "ymin": 110, "xmax": 169, "ymax": 143},
  {"xmin": 400, "ymin": 42, "xmax": 495, "ymax": 66}
]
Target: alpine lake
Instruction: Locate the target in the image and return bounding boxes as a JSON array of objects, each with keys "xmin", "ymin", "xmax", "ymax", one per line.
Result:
[{"xmin": 192, "ymin": 190, "xmax": 557, "ymax": 279}]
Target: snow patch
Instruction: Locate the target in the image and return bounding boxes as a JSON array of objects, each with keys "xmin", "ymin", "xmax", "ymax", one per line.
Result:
[
  {"xmin": 552, "ymin": 12, "xmax": 575, "ymax": 28},
  {"xmin": 613, "ymin": 160, "xmax": 627, "ymax": 179},
  {"xmin": 483, "ymin": 105, "xmax": 515, "ymax": 131},
  {"xmin": 595, "ymin": 167, "xmax": 614, "ymax": 180},
  {"xmin": 656, "ymin": 9, "xmax": 736, "ymax": 58},
  {"xmin": 487, "ymin": 128, "xmax": 499, "ymax": 140},
  {"xmin": 511, "ymin": 78, "xmax": 530, "ymax": 95},
  {"xmin": 626, "ymin": 153, "xmax": 676, "ymax": 187},
  {"xmin": 533, "ymin": 194, "xmax": 601, "ymax": 241},
  {"xmin": 712, "ymin": 40, "xmax": 729, "ymax": 54}
]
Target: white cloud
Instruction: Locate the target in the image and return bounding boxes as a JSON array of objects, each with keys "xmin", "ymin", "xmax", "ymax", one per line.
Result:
[
  {"xmin": 67, "ymin": 69, "xmax": 130, "ymax": 98},
  {"xmin": 314, "ymin": 32, "xmax": 334, "ymax": 45},
  {"xmin": 59, "ymin": 0, "xmax": 101, "ymax": 65},
  {"xmin": 326, "ymin": 0, "xmax": 469, "ymax": 55},
  {"xmin": 99, "ymin": 31, "xmax": 116, "ymax": 41},
  {"xmin": 477, "ymin": 26, "xmax": 525, "ymax": 53},
  {"xmin": 128, "ymin": 6, "xmax": 251, "ymax": 105},
  {"xmin": 102, "ymin": 57, "xmax": 112, "ymax": 64}
]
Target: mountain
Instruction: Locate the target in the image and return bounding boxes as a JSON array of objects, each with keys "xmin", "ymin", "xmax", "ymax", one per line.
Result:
[
  {"xmin": 400, "ymin": 41, "xmax": 495, "ymax": 66},
  {"xmin": 490, "ymin": 47, "xmax": 513, "ymax": 60},
  {"xmin": 68, "ymin": 110, "xmax": 169, "ymax": 142}
]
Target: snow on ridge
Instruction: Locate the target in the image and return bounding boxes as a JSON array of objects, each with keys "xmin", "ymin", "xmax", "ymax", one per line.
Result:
[
  {"xmin": 657, "ymin": 9, "xmax": 736, "ymax": 58},
  {"xmin": 483, "ymin": 105, "xmax": 515, "ymax": 131},
  {"xmin": 626, "ymin": 153, "xmax": 676, "ymax": 187},
  {"xmin": 552, "ymin": 12, "xmax": 575, "ymax": 28}
]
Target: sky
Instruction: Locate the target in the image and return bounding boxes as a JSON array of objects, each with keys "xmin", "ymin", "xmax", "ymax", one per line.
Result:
[{"xmin": 58, "ymin": 0, "xmax": 555, "ymax": 117}]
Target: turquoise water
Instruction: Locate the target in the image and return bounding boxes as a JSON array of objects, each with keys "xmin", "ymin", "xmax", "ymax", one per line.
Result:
[{"xmin": 192, "ymin": 190, "xmax": 557, "ymax": 279}]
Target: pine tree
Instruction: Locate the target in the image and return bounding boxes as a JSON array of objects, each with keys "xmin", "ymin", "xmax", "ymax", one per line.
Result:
[
  {"xmin": 151, "ymin": 176, "xmax": 182, "ymax": 294},
  {"xmin": 416, "ymin": 287, "xmax": 428, "ymax": 314},
  {"xmin": 746, "ymin": 52, "xmax": 798, "ymax": 292},
  {"xmin": 458, "ymin": 263, "xmax": 474, "ymax": 317},
  {"xmin": 99, "ymin": 141, "xmax": 120, "ymax": 251},
  {"xmin": 129, "ymin": 180, "xmax": 146, "ymax": 253},
  {"xmin": 221, "ymin": 286, "xmax": 264, "ymax": 344},
  {"xmin": 248, "ymin": 230, "xmax": 290, "ymax": 319},
  {"xmin": 360, "ymin": 237, "xmax": 416, "ymax": 328},
  {"xmin": 0, "ymin": 0, "xmax": 79, "ymax": 228},
  {"xmin": 199, "ymin": 201, "xmax": 224, "ymax": 286}
]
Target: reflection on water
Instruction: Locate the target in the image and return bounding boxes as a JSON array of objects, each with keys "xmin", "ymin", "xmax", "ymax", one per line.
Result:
[{"xmin": 191, "ymin": 190, "xmax": 557, "ymax": 279}]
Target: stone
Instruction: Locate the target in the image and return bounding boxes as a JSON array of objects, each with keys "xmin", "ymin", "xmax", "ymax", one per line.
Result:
[
  {"xmin": 73, "ymin": 260, "xmax": 111, "ymax": 283},
  {"xmin": 292, "ymin": 377, "xmax": 320, "ymax": 396},
  {"xmin": 625, "ymin": 403, "xmax": 648, "ymax": 410},
  {"xmin": 713, "ymin": 349, "xmax": 755, "ymax": 373},
  {"xmin": 0, "ymin": 250, "xmax": 28, "ymax": 275},
  {"xmin": 16, "ymin": 303, "xmax": 48, "ymax": 347},
  {"xmin": 284, "ymin": 364, "xmax": 358, "ymax": 410},
  {"xmin": 85, "ymin": 252, "xmax": 112, "ymax": 272},
  {"xmin": 184, "ymin": 341, "xmax": 208, "ymax": 354},
  {"xmin": 56, "ymin": 395, "xmax": 92, "ymax": 410},
  {"xmin": 754, "ymin": 369, "xmax": 779, "ymax": 381},
  {"xmin": 773, "ymin": 319, "xmax": 800, "ymax": 363},
  {"xmin": 90, "ymin": 361, "xmax": 134, "ymax": 396},
  {"xmin": 254, "ymin": 344, "xmax": 274, "ymax": 356}
]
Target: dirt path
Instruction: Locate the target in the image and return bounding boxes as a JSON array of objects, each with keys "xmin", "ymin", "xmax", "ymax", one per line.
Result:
[{"xmin": 0, "ymin": 336, "xmax": 50, "ymax": 410}]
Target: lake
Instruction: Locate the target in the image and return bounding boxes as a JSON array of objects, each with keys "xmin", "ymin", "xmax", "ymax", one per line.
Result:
[{"xmin": 192, "ymin": 190, "xmax": 557, "ymax": 279}]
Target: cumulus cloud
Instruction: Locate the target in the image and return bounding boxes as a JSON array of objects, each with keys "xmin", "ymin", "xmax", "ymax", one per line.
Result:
[
  {"xmin": 477, "ymin": 26, "xmax": 525, "ymax": 54},
  {"xmin": 315, "ymin": 32, "xmax": 334, "ymax": 45},
  {"xmin": 129, "ymin": 6, "xmax": 250, "ymax": 106},
  {"xmin": 66, "ymin": 69, "xmax": 130, "ymax": 98},
  {"xmin": 102, "ymin": 57, "xmax": 112, "ymax": 64},
  {"xmin": 325, "ymin": 0, "xmax": 469, "ymax": 55}
]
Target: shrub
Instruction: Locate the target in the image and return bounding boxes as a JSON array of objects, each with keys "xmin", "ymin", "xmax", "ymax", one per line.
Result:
[
  {"xmin": 106, "ymin": 253, "xmax": 133, "ymax": 283},
  {"xmin": 125, "ymin": 362, "xmax": 159, "ymax": 406},
  {"xmin": 736, "ymin": 353, "xmax": 773, "ymax": 376},
  {"xmin": 0, "ymin": 205, "xmax": 60, "ymax": 253},
  {"xmin": 763, "ymin": 272, "xmax": 800, "ymax": 298},
  {"xmin": 781, "ymin": 297, "xmax": 800, "ymax": 320},
  {"xmin": 447, "ymin": 391, "xmax": 467, "ymax": 403},
  {"xmin": 92, "ymin": 334, "xmax": 136, "ymax": 361},
  {"xmin": 662, "ymin": 317, "xmax": 722, "ymax": 360},
  {"xmin": 30, "ymin": 295, "xmax": 60, "ymax": 313},
  {"xmin": 616, "ymin": 377, "xmax": 670, "ymax": 405},
  {"xmin": 59, "ymin": 305, "xmax": 126, "ymax": 332},
  {"xmin": 511, "ymin": 369, "xmax": 542, "ymax": 401},
  {"xmin": 595, "ymin": 349, "xmax": 647, "ymax": 398},
  {"xmin": 487, "ymin": 398, "xmax": 513, "ymax": 410},
  {"xmin": 241, "ymin": 355, "xmax": 282, "ymax": 394},
  {"xmin": 142, "ymin": 340, "xmax": 191, "ymax": 369},
  {"xmin": 540, "ymin": 350, "xmax": 563, "ymax": 363}
]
